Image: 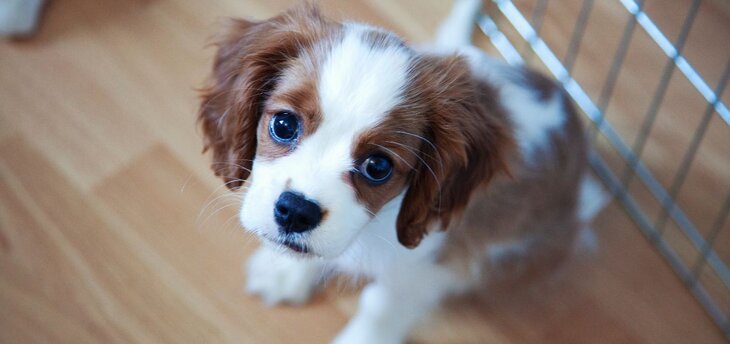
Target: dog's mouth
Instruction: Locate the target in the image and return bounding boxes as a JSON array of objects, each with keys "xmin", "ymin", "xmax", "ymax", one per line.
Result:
[
  {"xmin": 281, "ymin": 237, "xmax": 308, "ymax": 254},
  {"xmin": 262, "ymin": 233, "xmax": 310, "ymax": 255}
]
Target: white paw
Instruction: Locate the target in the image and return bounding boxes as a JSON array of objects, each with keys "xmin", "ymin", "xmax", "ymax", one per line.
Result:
[{"xmin": 245, "ymin": 246, "xmax": 323, "ymax": 305}]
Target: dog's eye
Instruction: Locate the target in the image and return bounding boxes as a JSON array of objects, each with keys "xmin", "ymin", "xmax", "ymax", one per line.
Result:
[
  {"xmin": 359, "ymin": 154, "xmax": 393, "ymax": 184},
  {"xmin": 269, "ymin": 111, "xmax": 299, "ymax": 143}
]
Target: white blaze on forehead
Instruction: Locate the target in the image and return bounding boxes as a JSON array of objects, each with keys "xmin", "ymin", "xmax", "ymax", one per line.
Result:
[{"xmin": 318, "ymin": 26, "xmax": 411, "ymax": 134}]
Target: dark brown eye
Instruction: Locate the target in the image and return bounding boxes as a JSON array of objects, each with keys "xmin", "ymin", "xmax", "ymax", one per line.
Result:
[
  {"xmin": 359, "ymin": 154, "xmax": 393, "ymax": 184},
  {"xmin": 269, "ymin": 111, "xmax": 299, "ymax": 143}
]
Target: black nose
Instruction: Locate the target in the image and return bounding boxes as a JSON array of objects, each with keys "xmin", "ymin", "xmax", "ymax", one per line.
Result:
[{"xmin": 274, "ymin": 191, "xmax": 323, "ymax": 234}]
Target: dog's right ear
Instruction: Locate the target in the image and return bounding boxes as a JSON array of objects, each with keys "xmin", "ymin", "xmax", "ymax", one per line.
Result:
[
  {"xmin": 198, "ymin": 18, "xmax": 260, "ymax": 189},
  {"xmin": 395, "ymin": 54, "xmax": 513, "ymax": 248},
  {"xmin": 198, "ymin": 5, "xmax": 329, "ymax": 189}
]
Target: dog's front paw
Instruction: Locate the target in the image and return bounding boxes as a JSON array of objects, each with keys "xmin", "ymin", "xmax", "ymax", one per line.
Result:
[{"xmin": 245, "ymin": 246, "xmax": 323, "ymax": 305}]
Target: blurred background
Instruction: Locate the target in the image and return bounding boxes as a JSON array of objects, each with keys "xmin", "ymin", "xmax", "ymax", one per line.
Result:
[{"xmin": 0, "ymin": 0, "xmax": 728, "ymax": 343}]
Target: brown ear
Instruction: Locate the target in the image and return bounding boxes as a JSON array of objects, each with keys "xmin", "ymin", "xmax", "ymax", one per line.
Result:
[
  {"xmin": 197, "ymin": 5, "xmax": 330, "ymax": 189},
  {"xmin": 396, "ymin": 55, "xmax": 513, "ymax": 248}
]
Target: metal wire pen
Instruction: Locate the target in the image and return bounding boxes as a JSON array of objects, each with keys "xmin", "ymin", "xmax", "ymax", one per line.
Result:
[{"xmin": 477, "ymin": 0, "xmax": 730, "ymax": 337}]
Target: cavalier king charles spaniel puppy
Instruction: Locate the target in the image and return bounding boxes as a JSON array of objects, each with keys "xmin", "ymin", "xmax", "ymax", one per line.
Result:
[{"xmin": 198, "ymin": 0, "xmax": 605, "ymax": 343}]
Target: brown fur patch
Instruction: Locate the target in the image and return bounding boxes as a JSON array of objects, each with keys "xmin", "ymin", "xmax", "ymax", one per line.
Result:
[
  {"xmin": 390, "ymin": 53, "xmax": 514, "ymax": 248},
  {"xmin": 197, "ymin": 4, "xmax": 340, "ymax": 189}
]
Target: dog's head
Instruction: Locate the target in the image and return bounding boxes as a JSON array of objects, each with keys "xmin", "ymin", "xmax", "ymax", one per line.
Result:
[{"xmin": 198, "ymin": 5, "xmax": 510, "ymax": 258}]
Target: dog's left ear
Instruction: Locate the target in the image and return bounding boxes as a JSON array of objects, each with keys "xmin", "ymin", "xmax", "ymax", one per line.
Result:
[
  {"xmin": 396, "ymin": 54, "xmax": 513, "ymax": 248},
  {"xmin": 198, "ymin": 4, "xmax": 331, "ymax": 189}
]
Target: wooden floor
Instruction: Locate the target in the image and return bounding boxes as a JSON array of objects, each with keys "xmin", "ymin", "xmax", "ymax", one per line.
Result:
[{"xmin": 1, "ymin": 0, "xmax": 728, "ymax": 343}]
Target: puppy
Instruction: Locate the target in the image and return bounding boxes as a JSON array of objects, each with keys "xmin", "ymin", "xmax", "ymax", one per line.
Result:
[{"xmin": 198, "ymin": 0, "xmax": 604, "ymax": 343}]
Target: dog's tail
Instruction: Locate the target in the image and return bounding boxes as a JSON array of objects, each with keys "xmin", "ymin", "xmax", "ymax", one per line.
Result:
[
  {"xmin": 575, "ymin": 174, "xmax": 609, "ymax": 254},
  {"xmin": 435, "ymin": 0, "xmax": 482, "ymax": 50}
]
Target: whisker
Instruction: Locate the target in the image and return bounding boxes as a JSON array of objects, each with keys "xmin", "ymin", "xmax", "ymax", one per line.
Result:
[
  {"xmin": 371, "ymin": 232, "xmax": 398, "ymax": 250},
  {"xmin": 391, "ymin": 130, "xmax": 444, "ymax": 173},
  {"xmin": 210, "ymin": 161, "xmax": 253, "ymax": 174},
  {"xmin": 383, "ymin": 140, "xmax": 438, "ymax": 165},
  {"xmin": 197, "ymin": 186, "xmax": 246, "ymax": 226},
  {"xmin": 364, "ymin": 207, "xmax": 376, "ymax": 217},
  {"xmin": 384, "ymin": 140, "xmax": 441, "ymax": 189},
  {"xmin": 380, "ymin": 137, "xmax": 443, "ymax": 214},
  {"xmin": 198, "ymin": 177, "xmax": 247, "ymax": 212},
  {"xmin": 180, "ymin": 172, "xmax": 195, "ymax": 194},
  {"xmin": 197, "ymin": 197, "xmax": 241, "ymax": 229}
]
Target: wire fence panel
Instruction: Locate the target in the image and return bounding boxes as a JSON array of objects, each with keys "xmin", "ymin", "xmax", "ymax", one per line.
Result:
[{"xmin": 477, "ymin": 0, "xmax": 730, "ymax": 338}]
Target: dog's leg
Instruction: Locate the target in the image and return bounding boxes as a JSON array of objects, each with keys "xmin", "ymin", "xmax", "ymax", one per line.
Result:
[
  {"xmin": 245, "ymin": 245, "xmax": 327, "ymax": 305},
  {"xmin": 333, "ymin": 263, "xmax": 465, "ymax": 344},
  {"xmin": 434, "ymin": 0, "xmax": 482, "ymax": 50}
]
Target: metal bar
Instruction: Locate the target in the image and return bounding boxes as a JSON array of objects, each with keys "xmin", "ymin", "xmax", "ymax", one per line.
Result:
[
  {"xmin": 487, "ymin": 0, "xmax": 730, "ymax": 298},
  {"xmin": 477, "ymin": 15, "xmax": 524, "ymax": 65},
  {"xmin": 692, "ymin": 195, "xmax": 730, "ymax": 279},
  {"xmin": 523, "ymin": 0, "xmax": 549, "ymax": 63},
  {"xmin": 654, "ymin": 61, "xmax": 730, "ymax": 237},
  {"xmin": 590, "ymin": 0, "xmax": 644, "ymax": 140},
  {"xmin": 618, "ymin": 0, "xmax": 730, "ymax": 124},
  {"xmin": 563, "ymin": 0, "xmax": 594, "ymax": 73},
  {"xmin": 620, "ymin": 0, "xmax": 702, "ymax": 190}
]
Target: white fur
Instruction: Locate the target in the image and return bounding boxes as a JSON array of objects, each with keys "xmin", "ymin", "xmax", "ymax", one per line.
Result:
[
  {"xmin": 575, "ymin": 175, "xmax": 609, "ymax": 253},
  {"xmin": 487, "ymin": 238, "xmax": 533, "ymax": 266},
  {"xmin": 246, "ymin": 244, "xmax": 326, "ymax": 305},
  {"xmin": 505, "ymin": 90, "xmax": 566, "ymax": 157},
  {"xmin": 0, "ymin": 0, "xmax": 44, "ymax": 36},
  {"xmin": 332, "ymin": 262, "xmax": 464, "ymax": 344},
  {"xmin": 332, "ymin": 193, "xmax": 447, "ymax": 277},
  {"xmin": 578, "ymin": 174, "xmax": 608, "ymax": 223},
  {"xmin": 320, "ymin": 25, "xmax": 410, "ymax": 129}
]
